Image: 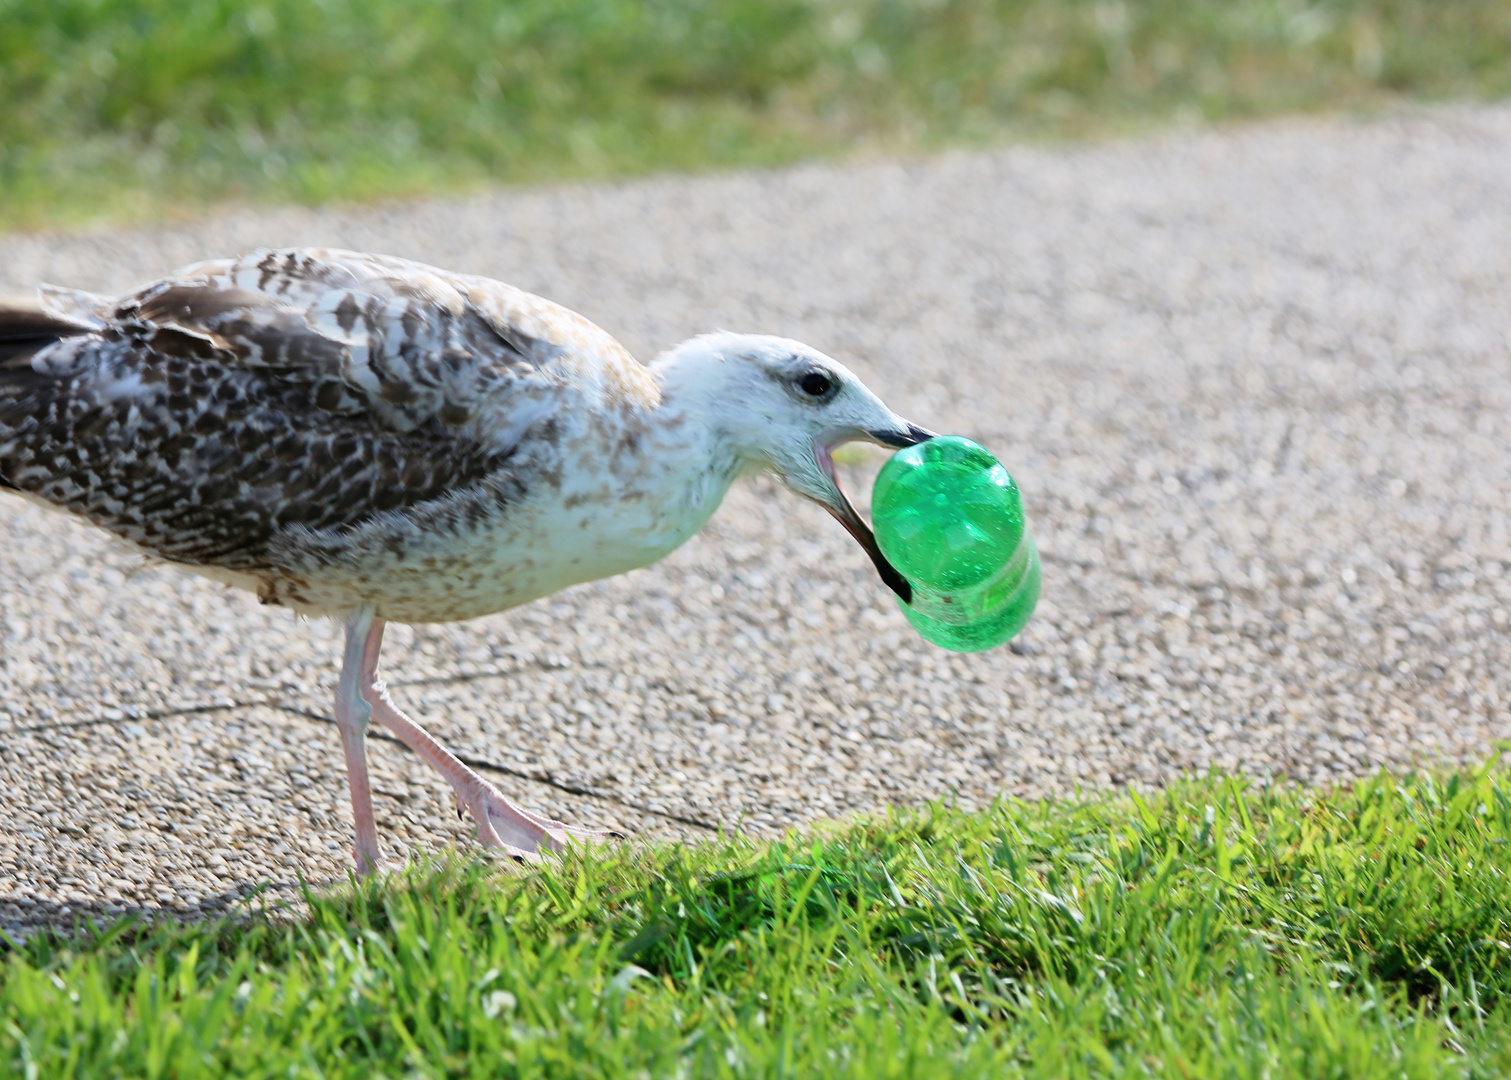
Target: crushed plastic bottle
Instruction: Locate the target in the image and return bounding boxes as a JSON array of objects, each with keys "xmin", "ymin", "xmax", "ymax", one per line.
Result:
[{"xmin": 872, "ymin": 435, "xmax": 1040, "ymax": 653}]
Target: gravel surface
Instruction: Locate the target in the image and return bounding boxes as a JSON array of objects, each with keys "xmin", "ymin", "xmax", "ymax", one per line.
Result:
[{"xmin": 3, "ymin": 105, "xmax": 1511, "ymax": 930}]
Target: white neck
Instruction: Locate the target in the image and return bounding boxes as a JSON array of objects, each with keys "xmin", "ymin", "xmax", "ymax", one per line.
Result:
[{"xmin": 645, "ymin": 338, "xmax": 762, "ymax": 491}]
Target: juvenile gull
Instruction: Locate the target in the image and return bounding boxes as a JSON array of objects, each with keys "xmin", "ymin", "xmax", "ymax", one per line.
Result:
[{"xmin": 0, "ymin": 248, "xmax": 932, "ymax": 873}]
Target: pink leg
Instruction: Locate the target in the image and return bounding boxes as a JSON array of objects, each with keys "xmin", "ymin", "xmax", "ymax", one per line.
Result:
[
  {"xmin": 336, "ymin": 608, "xmax": 383, "ymax": 875},
  {"xmin": 355, "ymin": 618, "xmax": 606, "ymax": 860}
]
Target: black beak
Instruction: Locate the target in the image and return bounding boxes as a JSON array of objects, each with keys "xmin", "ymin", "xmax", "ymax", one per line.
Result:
[
  {"xmin": 869, "ymin": 423, "xmax": 936, "ymax": 449},
  {"xmin": 822, "ymin": 421, "xmax": 934, "ymax": 604},
  {"xmin": 825, "ymin": 500, "xmax": 914, "ymax": 605}
]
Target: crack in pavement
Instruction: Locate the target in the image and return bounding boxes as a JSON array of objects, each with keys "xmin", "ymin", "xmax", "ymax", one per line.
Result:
[{"xmin": 8, "ymin": 696, "xmax": 723, "ymax": 834}]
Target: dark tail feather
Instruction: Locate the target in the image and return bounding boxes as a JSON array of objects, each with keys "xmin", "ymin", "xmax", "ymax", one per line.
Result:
[{"xmin": 0, "ymin": 302, "xmax": 93, "ymax": 367}]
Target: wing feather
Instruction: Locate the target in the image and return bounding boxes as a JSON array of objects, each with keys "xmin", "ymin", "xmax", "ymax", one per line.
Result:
[{"xmin": 0, "ymin": 248, "xmax": 653, "ymax": 572}]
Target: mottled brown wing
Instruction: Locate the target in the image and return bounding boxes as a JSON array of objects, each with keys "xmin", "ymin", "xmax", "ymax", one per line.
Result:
[
  {"xmin": 0, "ymin": 249, "xmax": 580, "ymax": 570},
  {"xmin": 113, "ymin": 248, "xmax": 569, "ymax": 433}
]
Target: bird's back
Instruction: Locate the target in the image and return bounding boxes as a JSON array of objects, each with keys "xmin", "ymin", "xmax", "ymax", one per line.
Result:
[{"xmin": 0, "ymin": 249, "xmax": 659, "ymax": 606}]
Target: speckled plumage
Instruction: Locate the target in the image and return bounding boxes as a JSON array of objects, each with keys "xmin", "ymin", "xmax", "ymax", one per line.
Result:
[
  {"xmin": 0, "ymin": 249, "xmax": 683, "ymax": 620},
  {"xmin": 0, "ymin": 246, "xmax": 929, "ymax": 869}
]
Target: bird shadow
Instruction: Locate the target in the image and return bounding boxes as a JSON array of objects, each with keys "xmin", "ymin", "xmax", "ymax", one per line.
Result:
[{"xmin": 0, "ymin": 875, "xmax": 335, "ymax": 939}]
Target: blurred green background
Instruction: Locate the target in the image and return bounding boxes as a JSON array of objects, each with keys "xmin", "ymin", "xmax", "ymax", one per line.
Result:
[{"xmin": 2, "ymin": 0, "xmax": 1509, "ymax": 230}]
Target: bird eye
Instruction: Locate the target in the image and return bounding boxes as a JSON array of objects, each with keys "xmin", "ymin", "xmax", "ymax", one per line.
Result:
[{"xmin": 798, "ymin": 371, "xmax": 833, "ymax": 398}]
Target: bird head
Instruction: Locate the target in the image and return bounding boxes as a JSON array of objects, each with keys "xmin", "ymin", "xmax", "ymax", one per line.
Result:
[{"xmin": 657, "ymin": 332, "xmax": 933, "ymax": 601}]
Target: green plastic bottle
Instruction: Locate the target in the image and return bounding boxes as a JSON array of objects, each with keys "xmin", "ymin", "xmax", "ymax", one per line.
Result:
[{"xmin": 871, "ymin": 436, "xmax": 1040, "ymax": 653}]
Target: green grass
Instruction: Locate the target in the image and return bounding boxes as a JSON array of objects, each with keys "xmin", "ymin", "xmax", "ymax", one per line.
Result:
[
  {"xmin": 7, "ymin": 763, "xmax": 1511, "ymax": 1077},
  {"xmin": 3, "ymin": 0, "xmax": 1510, "ymax": 229}
]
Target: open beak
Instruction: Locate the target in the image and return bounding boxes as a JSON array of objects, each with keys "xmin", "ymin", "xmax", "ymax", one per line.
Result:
[
  {"xmin": 816, "ymin": 422, "xmax": 935, "ymax": 604},
  {"xmin": 869, "ymin": 422, "xmax": 936, "ymax": 449}
]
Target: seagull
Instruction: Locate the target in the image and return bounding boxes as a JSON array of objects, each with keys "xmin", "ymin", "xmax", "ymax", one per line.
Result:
[{"xmin": 0, "ymin": 248, "xmax": 933, "ymax": 874}]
